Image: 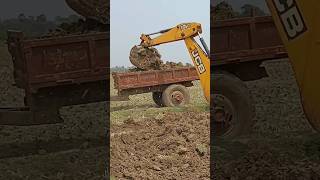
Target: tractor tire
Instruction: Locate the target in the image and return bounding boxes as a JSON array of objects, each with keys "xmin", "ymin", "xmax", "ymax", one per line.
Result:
[
  {"xmin": 152, "ymin": 92, "xmax": 164, "ymax": 107},
  {"xmin": 212, "ymin": 72, "xmax": 255, "ymax": 139},
  {"xmin": 162, "ymin": 84, "xmax": 190, "ymax": 107}
]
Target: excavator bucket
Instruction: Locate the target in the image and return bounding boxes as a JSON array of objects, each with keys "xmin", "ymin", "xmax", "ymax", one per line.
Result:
[{"xmin": 266, "ymin": 0, "xmax": 320, "ymax": 131}]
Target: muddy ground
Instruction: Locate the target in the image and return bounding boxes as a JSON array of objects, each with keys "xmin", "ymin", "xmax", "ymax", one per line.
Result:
[
  {"xmin": 110, "ymin": 65, "xmax": 210, "ymax": 179},
  {"xmin": 212, "ymin": 59, "xmax": 320, "ymax": 180},
  {"xmin": 111, "ymin": 112, "xmax": 210, "ymax": 180},
  {"xmin": 0, "ymin": 44, "xmax": 108, "ymax": 179},
  {"xmin": 110, "ymin": 57, "xmax": 320, "ymax": 179}
]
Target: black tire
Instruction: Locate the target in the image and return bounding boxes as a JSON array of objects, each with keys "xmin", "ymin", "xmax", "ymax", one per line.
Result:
[
  {"xmin": 212, "ymin": 72, "xmax": 255, "ymax": 139},
  {"xmin": 162, "ymin": 84, "xmax": 190, "ymax": 107},
  {"xmin": 152, "ymin": 92, "xmax": 164, "ymax": 107}
]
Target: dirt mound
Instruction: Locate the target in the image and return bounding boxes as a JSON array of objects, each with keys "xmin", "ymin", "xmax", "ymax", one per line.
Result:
[
  {"xmin": 129, "ymin": 45, "xmax": 189, "ymax": 71},
  {"xmin": 110, "ymin": 111, "xmax": 210, "ymax": 179},
  {"xmin": 65, "ymin": 0, "xmax": 109, "ymax": 24},
  {"xmin": 42, "ymin": 19, "xmax": 107, "ymax": 38}
]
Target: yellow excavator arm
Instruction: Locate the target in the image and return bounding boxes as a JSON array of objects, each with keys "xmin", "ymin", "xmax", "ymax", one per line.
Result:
[
  {"xmin": 140, "ymin": 23, "xmax": 210, "ymax": 102},
  {"xmin": 267, "ymin": 0, "xmax": 320, "ymax": 131}
]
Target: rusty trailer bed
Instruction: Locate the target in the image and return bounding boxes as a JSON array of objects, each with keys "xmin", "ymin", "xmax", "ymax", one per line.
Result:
[
  {"xmin": 3, "ymin": 30, "xmax": 109, "ymax": 125},
  {"xmin": 212, "ymin": 16, "xmax": 288, "ymax": 66},
  {"xmin": 112, "ymin": 67, "xmax": 199, "ymax": 97},
  {"xmin": 7, "ymin": 31, "xmax": 109, "ymax": 93}
]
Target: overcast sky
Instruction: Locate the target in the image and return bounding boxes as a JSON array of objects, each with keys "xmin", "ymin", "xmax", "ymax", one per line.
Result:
[
  {"xmin": 0, "ymin": 0, "xmax": 75, "ymax": 20},
  {"xmin": 110, "ymin": 0, "xmax": 210, "ymax": 67}
]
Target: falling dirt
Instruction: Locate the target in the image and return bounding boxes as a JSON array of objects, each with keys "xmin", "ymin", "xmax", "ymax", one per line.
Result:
[
  {"xmin": 129, "ymin": 45, "xmax": 190, "ymax": 71},
  {"xmin": 110, "ymin": 111, "xmax": 210, "ymax": 180},
  {"xmin": 129, "ymin": 45, "xmax": 162, "ymax": 70}
]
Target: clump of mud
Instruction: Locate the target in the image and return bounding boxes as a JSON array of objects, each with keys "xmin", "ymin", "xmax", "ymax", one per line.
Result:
[
  {"xmin": 129, "ymin": 45, "xmax": 190, "ymax": 71},
  {"xmin": 42, "ymin": 19, "xmax": 107, "ymax": 38},
  {"xmin": 110, "ymin": 111, "xmax": 210, "ymax": 179}
]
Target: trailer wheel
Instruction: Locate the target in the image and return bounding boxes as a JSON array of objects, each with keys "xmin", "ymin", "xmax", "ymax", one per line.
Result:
[
  {"xmin": 212, "ymin": 72, "xmax": 255, "ymax": 139},
  {"xmin": 162, "ymin": 84, "xmax": 190, "ymax": 107},
  {"xmin": 152, "ymin": 92, "xmax": 164, "ymax": 107}
]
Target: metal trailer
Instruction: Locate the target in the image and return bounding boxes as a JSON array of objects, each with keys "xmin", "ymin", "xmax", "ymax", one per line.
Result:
[
  {"xmin": 1, "ymin": 31, "xmax": 109, "ymax": 125},
  {"xmin": 1, "ymin": 16, "xmax": 287, "ymax": 126},
  {"xmin": 212, "ymin": 15, "xmax": 287, "ymax": 81},
  {"xmin": 211, "ymin": 15, "xmax": 288, "ymax": 138},
  {"xmin": 112, "ymin": 67, "xmax": 199, "ymax": 107}
]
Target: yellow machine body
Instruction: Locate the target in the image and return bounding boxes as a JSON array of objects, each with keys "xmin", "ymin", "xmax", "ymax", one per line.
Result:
[
  {"xmin": 267, "ymin": 0, "xmax": 320, "ymax": 130},
  {"xmin": 140, "ymin": 23, "xmax": 210, "ymax": 102}
]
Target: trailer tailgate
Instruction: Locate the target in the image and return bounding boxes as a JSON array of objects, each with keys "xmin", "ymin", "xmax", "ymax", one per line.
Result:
[
  {"xmin": 113, "ymin": 67, "xmax": 199, "ymax": 91},
  {"xmin": 7, "ymin": 31, "xmax": 109, "ymax": 92}
]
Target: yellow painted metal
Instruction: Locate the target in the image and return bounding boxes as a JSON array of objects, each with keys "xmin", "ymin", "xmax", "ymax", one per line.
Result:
[
  {"xmin": 140, "ymin": 23, "xmax": 202, "ymax": 46},
  {"xmin": 267, "ymin": 0, "xmax": 320, "ymax": 130},
  {"xmin": 140, "ymin": 23, "xmax": 210, "ymax": 102},
  {"xmin": 184, "ymin": 37, "xmax": 210, "ymax": 102}
]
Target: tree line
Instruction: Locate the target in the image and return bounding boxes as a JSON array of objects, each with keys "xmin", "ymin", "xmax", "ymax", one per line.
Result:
[
  {"xmin": 0, "ymin": 14, "xmax": 81, "ymax": 41},
  {"xmin": 212, "ymin": 1, "xmax": 267, "ymax": 20},
  {"xmin": 110, "ymin": 66, "xmax": 129, "ymax": 72}
]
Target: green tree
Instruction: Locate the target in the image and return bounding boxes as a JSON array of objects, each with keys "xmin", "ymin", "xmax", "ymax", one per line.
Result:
[
  {"xmin": 28, "ymin": 16, "xmax": 35, "ymax": 21},
  {"xmin": 240, "ymin": 4, "xmax": 266, "ymax": 17},
  {"xmin": 36, "ymin": 14, "xmax": 47, "ymax": 23},
  {"xmin": 54, "ymin": 14, "xmax": 80, "ymax": 24},
  {"xmin": 67, "ymin": 15, "xmax": 81, "ymax": 22},
  {"xmin": 212, "ymin": 1, "xmax": 239, "ymax": 20},
  {"xmin": 18, "ymin": 13, "xmax": 27, "ymax": 22}
]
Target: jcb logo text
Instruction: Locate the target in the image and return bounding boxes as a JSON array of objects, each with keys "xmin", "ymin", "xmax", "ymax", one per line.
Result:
[
  {"xmin": 272, "ymin": 0, "xmax": 307, "ymax": 40},
  {"xmin": 192, "ymin": 50, "xmax": 206, "ymax": 74}
]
